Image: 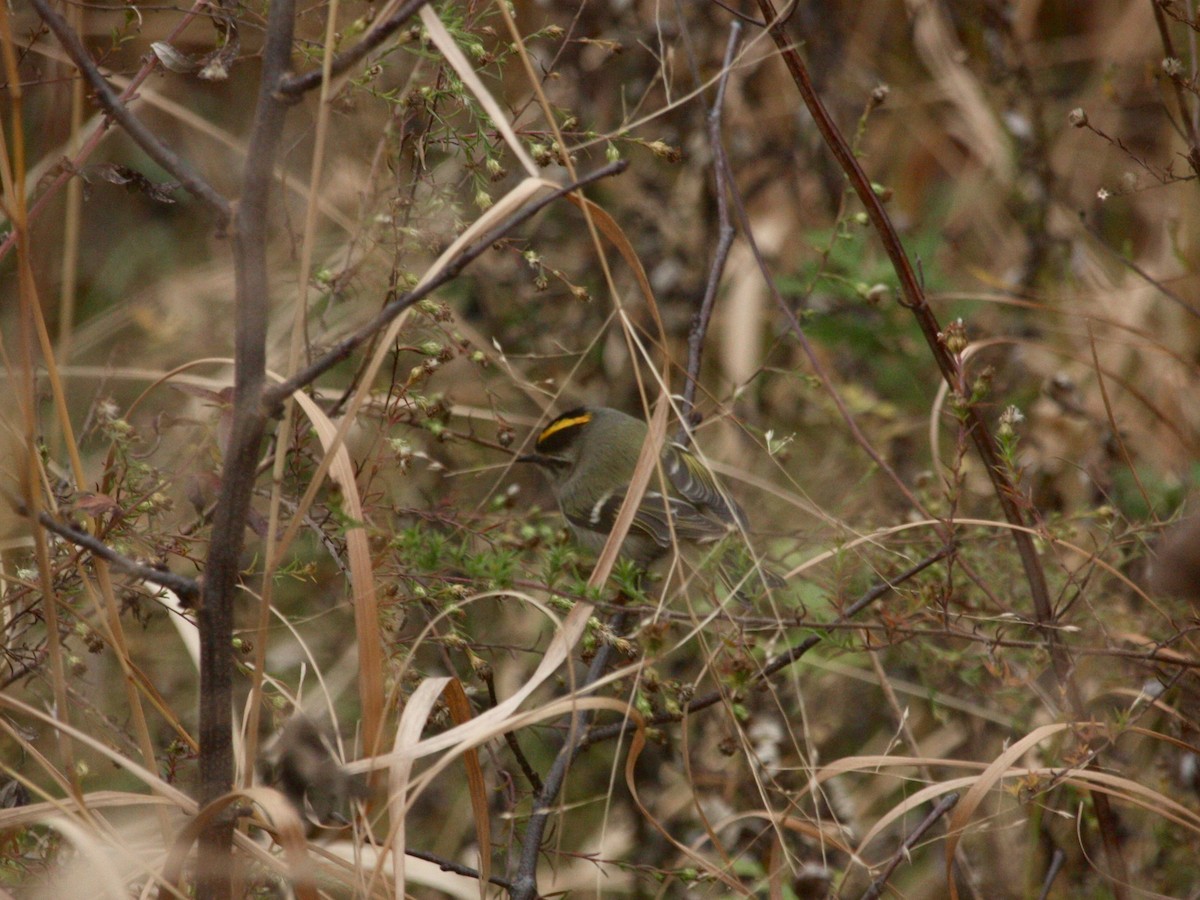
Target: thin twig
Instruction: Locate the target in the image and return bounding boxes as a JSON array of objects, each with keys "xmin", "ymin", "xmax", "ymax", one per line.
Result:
[
  {"xmin": 751, "ymin": 0, "xmax": 1065, "ymax": 683},
  {"xmin": 1076, "ymin": 215, "xmax": 1200, "ymax": 323},
  {"xmin": 483, "ymin": 669, "xmax": 544, "ymax": 794},
  {"xmin": 1148, "ymin": 0, "xmax": 1200, "ymax": 179},
  {"xmin": 405, "ymin": 846, "xmax": 515, "ymax": 890},
  {"xmin": 28, "ymin": 509, "xmax": 200, "ymax": 602},
  {"xmin": 278, "ymin": 0, "xmax": 428, "ymax": 97},
  {"xmin": 0, "ymin": 0, "xmax": 214, "ymax": 265},
  {"xmin": 859, "ymin": 792, "xmax": 959, "ymax": 900},
  {"xmin": 750, "ymin": 4, "xmax": 1135, "ymax": 891},
  {"xmin": 678, "ymin": 23, "xmax": 742, "ymax": 442},
  {"xmin": 28, "ymin": 0, "xmax": 231, "ymax": 222},
  {"xmin": 709, "ymin": 0, "xmax": 766, "ymax": 27},
  {"xmin": 262, "ymin": 160, "xmax": 628, "ymax": 411},
  {"xmin": 581, "ymin": 546, "xmax": 951, "ymax": 749},
  {"xmin": 510, "ymin": 607, "xmax": 632, "ymax": 900}
]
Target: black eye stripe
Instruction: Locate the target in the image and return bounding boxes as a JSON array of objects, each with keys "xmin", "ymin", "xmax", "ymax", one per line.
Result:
[{"xmin": 535, "ymin": 407, "xmax": 590, "ymax": 454}]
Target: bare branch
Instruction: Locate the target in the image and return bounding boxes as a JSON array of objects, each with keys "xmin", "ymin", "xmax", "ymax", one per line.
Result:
[
  {"xmin": 751, "ymin": 0, "xmax": 1064, "ymax": 681},
  {"xmin": 678, "ymin": 23, "xmax": 742, "ymax": 443},
  {"xmin": 278, "ymin": 0, "xmax": 429, "ymax": 97},
  {"xmin": 195, "ymin": 0, "xmax": 296, "ymax": 893},
  {"xmin": 29, "ymin": 509, "xmax": 200, "ymax": 603},
  {"xmin": 511, "ymin": 605, "xmax": 633, "ymax": 900},
  {"xmin": 859, "ymin": 792, "xmax": 959, "ymax": 900},
  {"xmin": 28, "ymin": 0, "xmax": 231, "ymax": 223},
  {"xmin": 263, "ymin": 159, "xmax": 628, "ymax": 410}
]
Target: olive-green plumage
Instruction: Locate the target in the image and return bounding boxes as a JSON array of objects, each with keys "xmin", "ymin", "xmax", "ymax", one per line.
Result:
[{"xmin": 518, "ymin": 406, "xmax": 747, "ymax": 566}]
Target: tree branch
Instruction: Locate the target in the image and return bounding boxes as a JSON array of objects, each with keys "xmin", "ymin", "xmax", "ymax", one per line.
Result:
[
  {"xmin": 262, "ymin": 159, "xmax": 628, "ymax": 411},
  {"xmin": 278, "ymin": 0, "xmax": 428, "ymax": 97},
  {"xmin": 510, "ymin": 606, "xmax": 632, "ymax": 900},
  {"xmin": 28, "ymin": 0, "xmax": 231, "ymax": 223},
  {"xmin": 749, "ymin": 5, "xmax": 1128, "ymax": 891},
  {"xmin": 751, "ymin": 0, "xmax": 1064, "ymax": 679},
  {"xmin": 678, "ymin": 23, "xmax": 742, "ymax": 442},
  {"xmin": 859, "ymin": 792, "xmax": 959, "ymax": 900},
  {"xmin": 30, "ymin": 509, "xmax": 200, "ymax": 603},
  {"xmin": 195, "ymin": 0, "xmax": 295, "ymax": 894}
]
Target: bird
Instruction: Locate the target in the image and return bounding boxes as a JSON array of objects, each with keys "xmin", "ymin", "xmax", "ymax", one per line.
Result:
[{"xmin": 517, "ymin": 406, "xmax": 781, "ymax": 592}]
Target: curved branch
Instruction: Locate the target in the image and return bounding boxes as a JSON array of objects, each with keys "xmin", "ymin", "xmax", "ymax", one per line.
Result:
[
  {"xmin": 751, "ymin": 0, "xmax": 1061, "ymax": 672},
  {"xmin": 29, "ymin": 0, "xmax": 231, "ymax": 222},
  {"xmin": 679, "ymin": 23, "xmax": 742, "ymax": 442}
]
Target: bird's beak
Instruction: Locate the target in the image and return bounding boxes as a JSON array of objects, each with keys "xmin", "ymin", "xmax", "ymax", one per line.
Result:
[{"xmin": 516, "ymin": 452, "xmax": 558, "ymax": 467}]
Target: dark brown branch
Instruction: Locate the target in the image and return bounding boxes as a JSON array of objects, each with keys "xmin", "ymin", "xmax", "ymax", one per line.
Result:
[
  {"xmin": 678, "ymin": 23, "xmax": 742, "ymax": 441},
  {"xmin": 30, "ymin": 509, "xmax": 200, "ymax": 603},
  {"xmin": 277, "ymin": 0, "xmax": 429, "ymax": 97},
  {"xmin": 28, "ymin": 0, "xmax": 231, "ymax": 223},
  {"xmin": 405, "ymin": 846, "xmax": 514, "ymax": 891},
  {"xmin": 0, "ymin": 0, "xmax": 214, "ymax": 266},
  {"xmin": 511, "ymin": 605, "xmax": 632, "ymax": 900},
  {"xmin": 750, "ymin": 6, "xmax": 1134, "ymax": 892},
  {"xmin": 483, "ymin": 669, "xmax": 544, "ymax": 794},
  {"xmin": 262, "ymin": 159, "xmax": 628, "ymax": 411},
  {"xmin": 195, "ymin": 0, "xmax": 295, "ymax": 894},
  {"xmin": 751, "ymin": 0, "xmax": 1064, "ymax": 680},
  {"xmin": 859, "ymin": 792, "xmax": 959, "ymax": 900}
]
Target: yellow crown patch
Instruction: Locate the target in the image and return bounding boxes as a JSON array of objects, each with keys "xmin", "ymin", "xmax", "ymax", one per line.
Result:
[{"xmin": 537, "ymin": 411, "xmax": 592, "ymax": 445}]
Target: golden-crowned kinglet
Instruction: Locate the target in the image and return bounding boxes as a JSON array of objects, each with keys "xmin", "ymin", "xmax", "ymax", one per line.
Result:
[{"xmin": 517, "ymin": 406, "xmax": 754, "ymax": 569}]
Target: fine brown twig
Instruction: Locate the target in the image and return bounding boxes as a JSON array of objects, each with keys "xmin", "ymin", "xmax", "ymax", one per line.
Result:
[
  {"xmin": 28, "ymin": 0, "xmax": 231, "ymax": 222},
  {"xmin": 28, "ymin": 509, "xmax": 200, "ymax": 603},
  {"xmin": 278, "ymin": 0, "xmax": 429, "ymax": 97},
  {"xmin": 263, "ymin": 160, "xmax": 628, "ymax": 412},
  {"xmin": 860, "ymin": 792, "xmax": 960, "ymax": 900},
  {"xmin": 678, "ymin": 23, "xmax": 742, "ymax": 442}
]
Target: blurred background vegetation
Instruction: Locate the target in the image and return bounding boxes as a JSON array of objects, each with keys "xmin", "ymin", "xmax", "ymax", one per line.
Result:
[{"xmin": 3, "ymin": 0, "xmax": 1200, "ymax": 896}]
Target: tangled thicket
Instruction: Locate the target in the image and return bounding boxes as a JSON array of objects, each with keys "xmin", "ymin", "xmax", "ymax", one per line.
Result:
[{"xmin": 2, "ymin": 1, "xmax": 1199, "ymax": 897}]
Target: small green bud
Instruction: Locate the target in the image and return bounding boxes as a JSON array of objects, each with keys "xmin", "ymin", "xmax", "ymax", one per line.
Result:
[{"xmin": 939, "ymin": 318, "xmax": 969, "ymax": 355}]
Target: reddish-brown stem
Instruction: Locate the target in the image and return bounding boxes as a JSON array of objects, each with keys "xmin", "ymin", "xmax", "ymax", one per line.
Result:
[{"xmin": 752, "ymin": 0, "xmax": 1061, "ymax": 668}]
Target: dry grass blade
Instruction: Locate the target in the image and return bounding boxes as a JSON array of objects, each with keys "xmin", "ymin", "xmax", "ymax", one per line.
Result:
[
  {"xmin": 564, "ymin": 194, "xmax": 663, "ymax": 334},
  {"xmin": 6, "ymin": 0, "xmax": 1200, "ymax": 894},
  {"xmin": 419, "ymin": 6, "xmax": 538, "ymax": 177},
  {"xmin": 348, "ymin": 599, "xmax": 594, "ymax": 771},
  {"xmin": 384, "ymin": 675, "xmax": 450, "ymax": 898},
  {"xmin": 944, "ymin": 722, "xmax": 1075, "ymax": 897},
  {"xmin": 443, "ymin": 678, "xmax": 492, "ymax": 899},
  {"xmin": 622, "ymin": 700, "xmax": 750, "ymax": 895},
  {"xmin": 159, "ymin": 788, "xmax": 315, "ymax": 900},
  {"xmin": 285, "ymin": 386, "xmax": 384, "ymax": 757}
]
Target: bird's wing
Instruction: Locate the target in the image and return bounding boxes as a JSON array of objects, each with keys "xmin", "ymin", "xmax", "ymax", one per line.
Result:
[
  {"xmin": 662, "ymin": 442, "xmax": 747, "ymax": 530},
  {"xmin": 566, "ymin": 489, "xmax": 729, "ymax": 549}
]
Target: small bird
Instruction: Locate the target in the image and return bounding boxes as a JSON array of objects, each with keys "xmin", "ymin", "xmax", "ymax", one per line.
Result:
[
  {"xmin": 258, "ymin": 714, "xmax": 364, "ymax": 835},
  {"xmin": 518, "ymin": 406, "xmax": 780, "ymax": 591}
]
